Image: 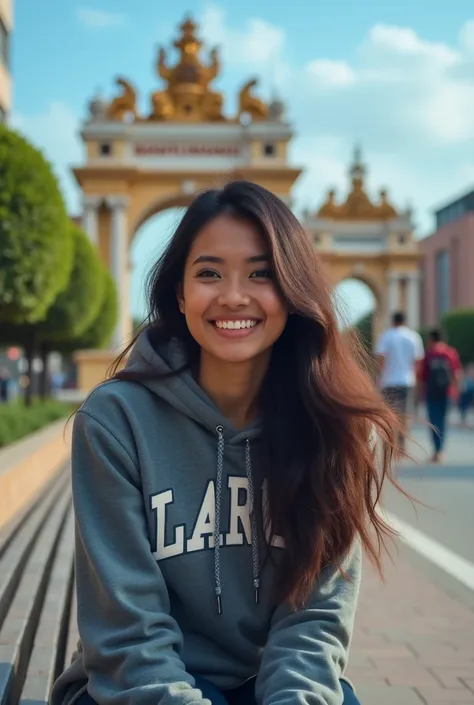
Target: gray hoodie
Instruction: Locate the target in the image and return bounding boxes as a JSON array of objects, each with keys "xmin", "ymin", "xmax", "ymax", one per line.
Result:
[{"xmin": 51, "ymin": 330, "xmax": 361, "ymax": 705}]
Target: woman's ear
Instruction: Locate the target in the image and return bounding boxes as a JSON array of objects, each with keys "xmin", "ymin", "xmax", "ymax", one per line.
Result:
[{"xmin": 176, "ymin": 284, "xmax": 185, "ymax": 314}]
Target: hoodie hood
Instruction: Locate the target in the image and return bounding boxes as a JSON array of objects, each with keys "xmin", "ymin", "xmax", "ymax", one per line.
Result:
[{"xmin": 126, "ymin": 328, "xmax": 262, "ymax": 444}]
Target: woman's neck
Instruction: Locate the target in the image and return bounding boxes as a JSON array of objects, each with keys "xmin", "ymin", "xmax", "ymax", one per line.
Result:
[{"xmin": 198, "ymin": 351, "xmax": 270, "ymax": 430}]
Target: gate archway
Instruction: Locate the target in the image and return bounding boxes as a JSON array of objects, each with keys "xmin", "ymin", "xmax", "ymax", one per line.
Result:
[
  {"xmin": 335, "ymin": 273, "xmax": 378, "ymax": 327},
  {"xmin": 303, "ymin": 147, "xmax": 422, "ymax": 345},
  {"xmin": 74, "ymin": 17, "xmax": 301, "ymax": 355}
]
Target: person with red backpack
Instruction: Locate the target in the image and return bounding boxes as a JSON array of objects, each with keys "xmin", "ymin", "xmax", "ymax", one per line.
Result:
[{"xmin": 422, "ymin": 329, "xmax": 462, "ymax": 463}]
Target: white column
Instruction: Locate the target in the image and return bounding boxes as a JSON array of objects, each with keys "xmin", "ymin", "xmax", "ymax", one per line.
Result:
[
  {"xmin": 406, "ymin": 271, "xmax": 421, "ymax": 330},
  {"xmin": 387, "ymin": 271, "xmax": 400, "ymax": 324},
  {"xmin": 107, "ymin": 196, "xmax": 130, "ymax": 351},
  {"xmin": 82, "ymin": 196, "xmax": 100, "ymax": 247}
]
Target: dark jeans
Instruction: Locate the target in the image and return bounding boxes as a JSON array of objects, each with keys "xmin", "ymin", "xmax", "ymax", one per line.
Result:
[
  {"xmin": 382, "ymin": 386, "xmax": 412, "ymax": 451},
  {"xmin": 77, "ymin": 675, "xmax": 361, "ymax": 705},
  {"xmin": 382, "ymin": 386, "xmax": 410, "ymax": 416},
  {"xmin": 426, "ymin": 396, "xmax": 449, "ymax": 453},
  {"xmin": 459, "ymin": 388, "xmax": 474, "ymax": 422}
]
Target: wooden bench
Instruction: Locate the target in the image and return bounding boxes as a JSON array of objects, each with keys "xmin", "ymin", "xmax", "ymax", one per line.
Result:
[{"xmin": 0, "ymin": 466, "xmax": 78, "ymax": 705}]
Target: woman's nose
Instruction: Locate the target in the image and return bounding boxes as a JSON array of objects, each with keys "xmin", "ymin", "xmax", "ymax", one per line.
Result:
[{"xmin": 217, "ymin": 282, "xmax": 251, "ymax": 308}]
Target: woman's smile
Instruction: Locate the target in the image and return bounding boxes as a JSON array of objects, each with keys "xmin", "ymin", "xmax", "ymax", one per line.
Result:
[{"xmin": 210, "ymin": 318, "xmax": 262, "ymax": 338}]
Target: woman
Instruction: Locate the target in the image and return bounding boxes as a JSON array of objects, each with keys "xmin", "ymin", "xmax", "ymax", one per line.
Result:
[{"xmin": 51, "ymin": 181, "xmax": 403, "ymax": 705}]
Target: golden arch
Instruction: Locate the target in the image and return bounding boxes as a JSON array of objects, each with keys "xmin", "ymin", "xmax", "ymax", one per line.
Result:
[{"xmin": 131, "ymin": 193, "xmax": 192, "ymax": 234}]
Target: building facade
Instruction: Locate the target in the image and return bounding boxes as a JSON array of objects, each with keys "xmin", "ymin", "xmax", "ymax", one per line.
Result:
[
  {"xmin": 420, "ymin": 190, "xmax": 474, "ymax": 327},
  {"xmin": 0, "ymin": 0, "xmax": 12, "ymax": 122}
]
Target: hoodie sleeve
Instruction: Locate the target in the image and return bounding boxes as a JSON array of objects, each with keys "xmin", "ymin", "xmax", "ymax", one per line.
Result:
[
  {"xmin": 256, "ymin": 541, "xmax": 362, "ymax": 705},
  {"xmin": 71, "ymin": 409, "xmax": 209, "ymax": 705}
]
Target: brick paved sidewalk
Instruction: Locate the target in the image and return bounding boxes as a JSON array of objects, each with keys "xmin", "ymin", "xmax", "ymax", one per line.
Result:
[{"xmin": 347, "ymin": 551, "xmax": 474, "ymax": 705}]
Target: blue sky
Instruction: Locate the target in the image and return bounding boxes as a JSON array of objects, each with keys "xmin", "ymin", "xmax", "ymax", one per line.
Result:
[{"xmin": 11, "ymin": 1, "xmax": 474, "ymax": 320}]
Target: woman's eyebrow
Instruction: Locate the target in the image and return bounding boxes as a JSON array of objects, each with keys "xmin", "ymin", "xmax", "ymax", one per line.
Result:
[{"xmin": 192, "ymin": 254, "xmax": 269, "ymax": 265}]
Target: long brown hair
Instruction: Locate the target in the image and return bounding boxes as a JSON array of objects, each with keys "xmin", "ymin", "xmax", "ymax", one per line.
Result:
[{"xmin": 111, "ymin": 180, "xmax": 406, "ymax": 608}]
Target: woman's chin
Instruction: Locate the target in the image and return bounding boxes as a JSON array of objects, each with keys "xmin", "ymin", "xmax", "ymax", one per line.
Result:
[{"xmin": 204, "ymin": 342, "xmax": 268, "ymax": 366}]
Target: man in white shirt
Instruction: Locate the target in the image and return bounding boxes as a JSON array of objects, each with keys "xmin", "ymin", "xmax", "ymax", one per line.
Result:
[{"xmin": 375, "ymin": 311, "xmax": 425, "ymax": 451}]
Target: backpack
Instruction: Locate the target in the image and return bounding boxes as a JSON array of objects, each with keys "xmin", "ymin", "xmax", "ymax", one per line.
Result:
[{"xmin": 426, "ymin": 354, "xmax": 452, "ymax": 398}]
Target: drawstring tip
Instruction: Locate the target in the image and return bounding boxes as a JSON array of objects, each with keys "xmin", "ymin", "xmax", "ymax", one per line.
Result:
[
  {"xmin": 216, "ymin": 594, "xmax": 222, "ymax": 615},
  {"xmin": 254, "ymin": 585, "xmax": 260, "ymax": 605}
]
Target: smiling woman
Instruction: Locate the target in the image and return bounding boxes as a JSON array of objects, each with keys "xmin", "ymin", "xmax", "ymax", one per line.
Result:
[
  {"xmin": 52, "ymin": 181, "xmax": 407, "ymax": 705},
  {"xmin": 178, "ymin": 215, "xmax": 288, "ymax": 375}
]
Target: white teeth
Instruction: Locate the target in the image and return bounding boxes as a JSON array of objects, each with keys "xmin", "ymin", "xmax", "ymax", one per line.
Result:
[{"xmin": 215, "ymin": 320, "xmax": 258, "ymax": 330}]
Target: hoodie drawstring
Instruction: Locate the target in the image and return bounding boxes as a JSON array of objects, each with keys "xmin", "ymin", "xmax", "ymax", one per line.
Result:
[
  {"xmin": 214, "ymin": 426, "xmax": 260, "ymax": 615},
  {"xmin": 214, "ymin": 425, "xmax": 225, "ymax": 615},
  {"xmin": 245, "ymin": 438, "xmax": 260, "ymax": 606}
]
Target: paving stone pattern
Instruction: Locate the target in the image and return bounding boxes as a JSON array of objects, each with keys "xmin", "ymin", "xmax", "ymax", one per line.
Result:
[{"xmin": 347, "ymin": 553, "xmax": 474, "ymax": 704}]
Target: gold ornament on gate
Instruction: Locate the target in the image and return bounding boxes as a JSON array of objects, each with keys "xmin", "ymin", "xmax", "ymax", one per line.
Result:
[
  {"xmin": 106, "ymin": 78, "xmax": 139, "ymax": 121},
  {"xmin": 238, "ymin": 80, "xmax": 269, "ymax": 121},
  {"xmin": 150, "ymin": 17, "xmax": 225, "ymax": 122},
  {"xmin": 101, "ymin": 16, "xmax": 270, "ymax": 124},
  {"xmin": 317, "ymin": 146, "xmax": 398, "ymax": 221}
]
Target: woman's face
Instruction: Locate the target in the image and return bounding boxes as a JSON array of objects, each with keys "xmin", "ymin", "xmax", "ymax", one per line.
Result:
[{"xmin": 179, "ymin": 214, "xmax": 288, "ymax": 365}]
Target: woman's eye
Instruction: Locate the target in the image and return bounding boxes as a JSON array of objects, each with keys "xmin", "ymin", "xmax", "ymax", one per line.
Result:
[
  {"xmin": 250, "ymin": 269, "xmax": 273, "ymax": 279},
  {"xmin": 196, "ymin": 269, "xmax": 221, "ymax": 279}
]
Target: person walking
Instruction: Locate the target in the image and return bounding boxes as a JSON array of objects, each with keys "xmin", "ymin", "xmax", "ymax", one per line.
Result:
[
  {"xmin": 375, "ymin": 311, "xmax": 425, "ymax": 452},
  {"xmin": 51, "ymin": 182, "xmax": 407, "ymax": 705},
  {"xmin": 422, "ymin": 329, "xmax": 461, "ymax": 462}
]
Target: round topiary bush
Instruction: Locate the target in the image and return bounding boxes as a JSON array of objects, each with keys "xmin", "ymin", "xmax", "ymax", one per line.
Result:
[
  {"xmin": 63, "ymin": 265, "xmax": 118, "ymax": 352},
  {"xmin": 40, "ymin": 222, "xmax": 106, "ymax": 343},
  {"xmin": 0, "ymin": 125, "xmax": 73, "ymax": 324}
]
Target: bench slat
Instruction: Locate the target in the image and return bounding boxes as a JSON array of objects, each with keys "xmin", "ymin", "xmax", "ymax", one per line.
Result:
[
  {"xmin": 0, "ymin": 467, "xmax": 68, "ymax": 559},
  {"xmin": 0, "ymin": 489, "xmax": 71, "ymax": 705},
  {"xmin": 0, "ymin": 473, "xmax": 69, "ymax": 631},
  {"xmin": 19, "ymin": 505, "xmax": 75, "ymax": 705}
]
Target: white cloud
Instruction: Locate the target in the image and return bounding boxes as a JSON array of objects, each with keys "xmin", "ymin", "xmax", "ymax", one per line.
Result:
[
  {"xmin": 12, "ymin": 102, "xmax": 82, "ymax": 214},
  {"xmin": 200, "ymin": 5, "xmax": 285, "ymax": 67},
  {"xmin": 76, "ymin": 7, "xmax": 127, "ymax": 29},
  {"xmin": 306, "ymin": 60, "xmax": 356, "ymax": 88},
  {"xmin": 459, "ymin": 20, "xmax": 474, "ymax": 54},
  {"xmin": 367, "ymin": 24, "xmax": 460, "ymax": 67}
]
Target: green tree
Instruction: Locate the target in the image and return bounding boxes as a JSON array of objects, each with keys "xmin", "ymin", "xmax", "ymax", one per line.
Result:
[
  {"xmin": 71, "ymin": 269, "xmax": 118, "ymax": 351},
  {"xmin": 40, "ymin": 223, "xmax": 105, "ymax": 343},
  {"xmin": 0, "ymin": 124, "xmax": 73, "ymax": 325},
  {"xmin": 36, "ymin": 223, "xmax": 107, "ymax": 396},
  {"xmin": 441, "ymin": 309, "xmax": 474, "ymax": 365}
]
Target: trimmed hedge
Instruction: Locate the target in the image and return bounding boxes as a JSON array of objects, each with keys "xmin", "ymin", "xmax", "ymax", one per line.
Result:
[
  {"xmin": 441, "ymin": 308, "xmax": 474, "ymax": 365},
  {"xmin": 0, "ymin": 399, "xmax": 75, "ymax": 448}
]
